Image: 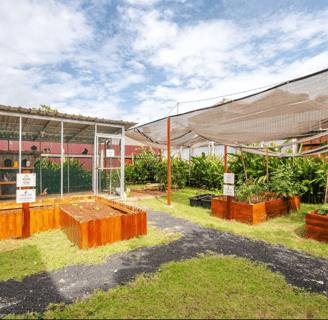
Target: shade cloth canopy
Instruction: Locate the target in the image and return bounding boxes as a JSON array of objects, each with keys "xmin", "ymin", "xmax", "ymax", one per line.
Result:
[{"xmin": 127, "ymin": 68, "xmax": 328, "ymax": 156}]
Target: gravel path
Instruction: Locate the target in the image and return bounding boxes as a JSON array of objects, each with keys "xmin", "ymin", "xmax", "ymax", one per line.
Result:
[{"xmin": 1, "ymin": 209, "xmax": 328, "ymax": 317}]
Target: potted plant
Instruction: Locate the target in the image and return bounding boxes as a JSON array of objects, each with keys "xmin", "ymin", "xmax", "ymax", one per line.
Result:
[{"xmin": 305, "ymin": 203, "xmax": 328, "ymax": 243}]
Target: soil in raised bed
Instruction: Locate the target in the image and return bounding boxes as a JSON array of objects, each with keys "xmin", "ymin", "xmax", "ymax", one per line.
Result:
[{"xmin": 60, "ymin": 202, "xmax": 127, "ymax": 222}]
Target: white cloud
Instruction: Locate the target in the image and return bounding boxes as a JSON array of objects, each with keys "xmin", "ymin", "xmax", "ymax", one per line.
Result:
[{"xmin": 0, "ymin": 0, "xmax": 92, "ymax": 67}]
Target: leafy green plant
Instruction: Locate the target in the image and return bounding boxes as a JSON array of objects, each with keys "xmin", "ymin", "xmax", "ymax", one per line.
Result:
[
  {"xmin": 35, "ymin": 157, "xmax": 92, "ymax": 195},
  {"xmin": 72, "ymin": 203, "xmax": 78, "ymax": 207},
  {"xmin": 269, "ymin": 164, "xmax": 308, "ymax": 198},
  {"xmin": 155, "ymin": 156, "xmax": 189, "ymax": 188},
  {"xmin": 190, "ymin": 152, "xmax": 224, "ymax": 190},
  {"xmin": 317, "ymin": 203, "xmax": 328, "ymax": 216},
  {"xmin": 94, "ymin": 207, "xmax": 100, "ymax": 212},
  {"xmin": 124, "ymin": 146, "xmax": 160, "ymax": 183},
  {"xmin": 235, "ymin": 180, "xmax": 266, "ymax": 204}
]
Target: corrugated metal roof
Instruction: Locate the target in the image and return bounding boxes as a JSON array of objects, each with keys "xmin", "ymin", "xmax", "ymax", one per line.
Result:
[
  {"xmin": 0, "ymin": 104, "xmax": 138, "ymax": 144},
  {"xmin": 0, "ymin": 104, "xmax": 137, "ymax": 127}
]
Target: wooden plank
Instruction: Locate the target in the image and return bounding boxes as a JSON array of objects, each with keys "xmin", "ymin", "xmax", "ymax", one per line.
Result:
[
  {"xmin": 100, "ymin": 218, "xmax": 109, "ymax": 246},
  {"xmin": 15, "ymin": 211, "xmax": 22, "ymax": 238},
  {"xmin": 0, "ymin": 213, "xmax": 8, "ymax": 239},
  {"xmin": 131, "ymin": 213, "xmax": 137, "ymax": 239},
  {"xmin": 80, "ymin": 221, "xmax": 89, "ymax": 249},
  {"xmin": 8, "ymin": 212, "xmax": 15, "ymax": 238},
  {"xmin": 137, "ymin": 212, "xmax": 142, "ymax": 237},
  {"xmin": 121, "ymin": 214, "xmax": 126, "ymax": 240},
  {"xmin": 108, "ymin": 216, "xmax": 114, "ymax": 244},
  {"xmin": 141, "ymin": 211, "xmax": 147, "ymax": 235},
  {"xmin": 95, "ymin": 219, "xmax": 102, "ymax": 246},
  {"xmin": 113, "ymin": 215, "xmax": 121, "ymax": 243},
  {"xmin": 88, "ymin": 220, "xmax": 95, "ymax": 248},
  {"xmin": 125, "ymin": 214, "xmax": 132, "ymax": 240}
]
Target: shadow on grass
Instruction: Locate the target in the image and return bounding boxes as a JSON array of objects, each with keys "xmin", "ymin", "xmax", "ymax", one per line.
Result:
[{"xmin": 0, "ymin": 244, "xmax": 65, "ymax": 317}]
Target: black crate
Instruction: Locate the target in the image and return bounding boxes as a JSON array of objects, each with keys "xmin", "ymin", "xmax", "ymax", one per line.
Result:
[
  {"xmin": 189, "ymin": 194, "xmax": 213, "ymax": 207},
  {"xmin": 201, "ymin": 195, "xmax": 222, "ymax": 209}
]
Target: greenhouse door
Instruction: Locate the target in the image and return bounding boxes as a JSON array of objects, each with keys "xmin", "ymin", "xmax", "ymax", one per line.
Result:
[{"xmin": 94, "ymin": 133, "xmax": 125, "ymax": 198}]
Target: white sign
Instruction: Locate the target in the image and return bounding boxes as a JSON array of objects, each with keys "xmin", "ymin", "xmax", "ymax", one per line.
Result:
[
  {"xmin": 16, "ymin": 189, "xmax": 36, "ymax": 203},
  {"xmin": 224, "ymin": 173, "xmax": 235, "ymax": 184},
  {"xmin": 106, "ymin": 149, "xmax": 115, "ymax": 157},
  {"xmin": 223, "ymin": 185, "xmax": 234, "ymax": 197},
  {"xmin": 16, "ymin": 173, "xmax": 36, "ymax": 188}
]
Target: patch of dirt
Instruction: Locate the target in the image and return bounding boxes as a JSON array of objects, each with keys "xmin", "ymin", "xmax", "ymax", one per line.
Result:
[{"xmin": 60, "ymin": 202, "xmax": 126, "ymax": 222}]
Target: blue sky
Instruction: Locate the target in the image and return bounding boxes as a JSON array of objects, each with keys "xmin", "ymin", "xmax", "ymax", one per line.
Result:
[{"xmin": 1, "ymin": 0, "xmax": 328, "ymax": 125}]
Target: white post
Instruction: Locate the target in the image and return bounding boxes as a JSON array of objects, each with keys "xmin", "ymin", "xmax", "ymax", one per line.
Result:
[
  {"xmin": 61, "ymin": 121, "xmax": 63, "ymax": 198},
  {"xmin": 120, "ymin": 126, "xmax": 125, "ymax": 198},
  {"xmin": 109, "ymin": 138, "xmax": 112, "ymax": 195},
  {"xmin": 19, "ymin": 116, "xmax": 22, "ymax": 174}
]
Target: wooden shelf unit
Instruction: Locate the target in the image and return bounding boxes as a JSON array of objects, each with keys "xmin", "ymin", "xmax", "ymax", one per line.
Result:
[{"xmin": 0, "ymin": 151, "xmax": 38, "ymax": 199}]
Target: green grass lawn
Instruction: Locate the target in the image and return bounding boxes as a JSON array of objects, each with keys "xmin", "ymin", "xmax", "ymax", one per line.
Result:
[
  {"xmin": 6, "ymin": 252, "xmax": 328, "ymax": 319},
  {"xmin": 0, "ymin": 226, "xmax": 181, "ymax": 282},
  {"xmin": 139, "ymin": 188, "xmax": 328, "ymax": 259}
]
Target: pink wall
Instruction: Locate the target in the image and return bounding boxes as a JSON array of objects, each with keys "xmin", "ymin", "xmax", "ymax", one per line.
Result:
[{"xmin": 0, "ymin": 141, "xmax": 159, "ymax": 170}]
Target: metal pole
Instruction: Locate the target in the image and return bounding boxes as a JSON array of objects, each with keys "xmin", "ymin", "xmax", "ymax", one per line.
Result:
[
  {"xmin": 188, "ymin": 147, "xmax": 191, "ymax": 186},
  {"xmin": 110, "ymin": 138, "xmax": 112, "ymax": 195},
  {"xmin": 98, "ymin": 140, "xmax": 101, "ymax": 193},
  {"xmin": 93, "ymin": 125, "xmax": 97, "ymax": 195},
  {"xmin": 120, "ymin": 127, "xmax": 125, "ymax": 198},
  {"xmin": 167, "ymin": 117, "xmax": 171, "ymax": 206},
  {"xmin": 61, "ymin": 121, "xmax": 63, "ymax": 198},
  {"xmin": 104, "ymin": 140, "xmax": 107, "ymax": 189},
  {"xmin": 67, "ymin": 142, "xmax": 69, "ymax": 194},
  {"xmin": 19, "ymin": 116, "xmax": 22, "ymax": 174},
  {"xmin": 39, "ymin": 141, "xmax": 42, "ymax": 194}
]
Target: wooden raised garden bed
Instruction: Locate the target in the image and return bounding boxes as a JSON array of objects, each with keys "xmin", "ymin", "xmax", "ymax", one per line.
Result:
[
  {"xmin": 211, "ymin": 195, "xmax": 300, "ymax": 225},
  {"xmin": 305, "ymin": 209, "xmax": 328, "ymax": 243},
  {"xmin": 0, "ymin": 195, "xmax": 147, "ymax": 249}
]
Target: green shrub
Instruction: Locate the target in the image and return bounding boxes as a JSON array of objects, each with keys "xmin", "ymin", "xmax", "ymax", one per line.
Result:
[{"xmin": 190, "ymin": 153, "xmax": 224, "ymax": 190}]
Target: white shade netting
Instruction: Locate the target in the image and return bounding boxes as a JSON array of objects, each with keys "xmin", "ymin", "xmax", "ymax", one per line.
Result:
[{"xmin": 127, "ymin": 68, "xmax": 328, "ymax": 157}]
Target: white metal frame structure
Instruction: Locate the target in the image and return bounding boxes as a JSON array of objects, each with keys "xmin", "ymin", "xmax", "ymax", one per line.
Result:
[
  {"xmin": 94, "ymin": 130, "xmax": 125, "ymax": 198},
  {"xmin": 0, "ymin": 106, "xmax": 135, "ymax": 199}
]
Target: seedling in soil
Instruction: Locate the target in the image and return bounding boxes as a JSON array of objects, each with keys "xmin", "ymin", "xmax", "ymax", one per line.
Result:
[
  {"xmin": 94, "ymin": 207, "xmax": 100, "ymax": 212},
  {"xmin": 109, "ymin": 213, "xmax": 115, "ymax": 216},
  {"xmin": 79, "ymin": 206, "xmax": 83, "ymax": 209},
  {"xmin": 72, "ymin": 203, "xmax": 78, "ymax": 207}
]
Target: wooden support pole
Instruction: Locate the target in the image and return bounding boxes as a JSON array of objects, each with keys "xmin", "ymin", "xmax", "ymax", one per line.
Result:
[
  {"xmin": 325, "ymin": 171, "xmax": 328, "ymax": 204},
  {"xmin": 227, "ymin": 170, "xmax": 233, "ymax": 220},
  {"xmin": 167, "ymin": 117, "xmax": 171, "ymax": 206},
  {"xmin": 224, "ymin": 145, "xmax": 228, "ymax": 173},
  {"xmin": 22, "ymin": 170, "xmax": 30, "ymax": 239},
  {"xmin": 224, "ymin": 146, "xmax": 233, "ymax": 220},
  {"xmin": 266, "ymin": 149, "xmax": 269, "ymax": 192},
  {"xmin": 241, "ymin": 150, "xmax": 248, "ymax": 182}
]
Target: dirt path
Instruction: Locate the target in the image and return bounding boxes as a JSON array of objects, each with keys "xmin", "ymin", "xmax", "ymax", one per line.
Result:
[{"xmin": 1, "ymin": 209, "xmax": 327, "ymax": 317}]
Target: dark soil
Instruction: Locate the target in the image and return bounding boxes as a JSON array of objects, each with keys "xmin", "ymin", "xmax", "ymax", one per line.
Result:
[
  {"xmin": 0, "ymin": 209, "xmax": 328, "ymax": 317},
  {"xmin": 60, "ymin": 202, "xmax": 125, "ymax": 222}
]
